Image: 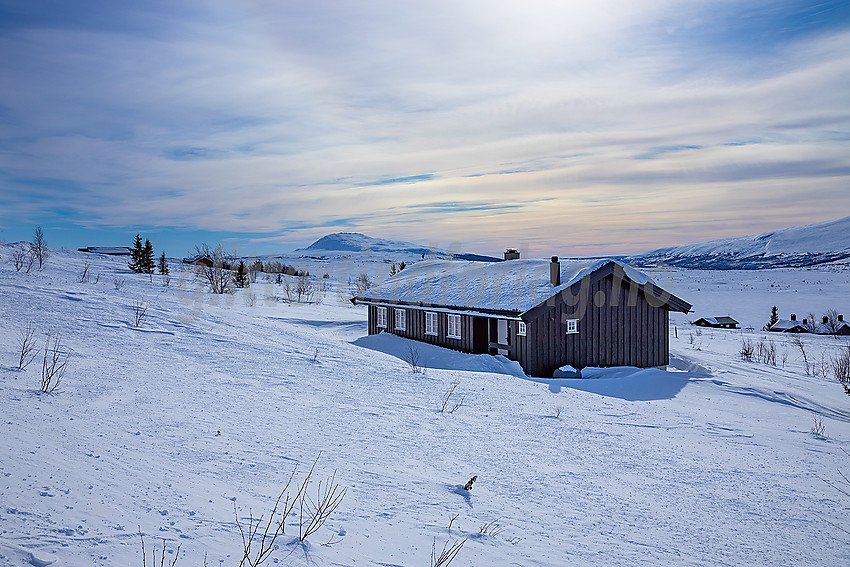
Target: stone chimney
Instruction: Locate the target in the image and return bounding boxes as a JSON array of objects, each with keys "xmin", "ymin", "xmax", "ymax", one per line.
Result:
[
  {"xmin": 791, "ymin": 314, "xmax": 796, "ymax": 321},
  {"xmin": 550, "ymin": 256, "xmax": 560, "ymax": 286},
  {"xmin": 823, "ymin": 315, "xmax": 829, "ymax": 324},
  {"xmin": 803, "ymin": 318, "xmax": 808, "ymax": 325},
  {"xmin": 840, "ymin": 314, "xmax": 844, "ymax": 322},
  {"xmin": 504, "ymin": 248, "xmax": 520, "ymax": 261}
]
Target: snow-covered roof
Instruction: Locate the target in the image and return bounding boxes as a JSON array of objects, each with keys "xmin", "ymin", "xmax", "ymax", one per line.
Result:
[
  {"xmin": 79, "ymin": 246, "xmax": 131, "ymax": 255},
  {"xmin": 356, "ymin": 258, "xmax": 667, "ymax": 314},
  {"xmin": 695, "ymin": 316, "xmax": 738, "ymax": 325},
  {"xmin": 769, "ymin": 319, "xmax": 809, "ymax": 332}
]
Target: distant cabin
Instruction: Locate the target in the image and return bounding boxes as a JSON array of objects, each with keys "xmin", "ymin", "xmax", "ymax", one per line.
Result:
[
  {"xmin": 693, "ymin": 316, "xmax": 739, "ymax": 329},
  {"xmin": 353, "ymin": 257, "xmax": 691, "ymax": 378},
  {"xmin": 183, "ymin": 254, "xmax": 214, "ymax": 267},
  {"xmin": 78, "ymin": 246, "xmax": 131, "ymax": 256},
  {"xmin": 815, "ymin": 314, "xmax": 850, "ymax": 336},
  {"xmin": 768, "ymin": 314, "xmax": 811, "ymax": 333}
]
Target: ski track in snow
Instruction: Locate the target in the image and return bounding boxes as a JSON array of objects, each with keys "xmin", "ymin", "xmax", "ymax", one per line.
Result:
[{"xmin": 0, "ymin": 245, "xmax": 849, "ymax": 566}]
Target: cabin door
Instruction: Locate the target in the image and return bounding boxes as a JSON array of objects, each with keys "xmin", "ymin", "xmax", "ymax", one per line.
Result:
[{"xmin": 496, "ymin": 319, "xmax": 509, "ymax": 355}]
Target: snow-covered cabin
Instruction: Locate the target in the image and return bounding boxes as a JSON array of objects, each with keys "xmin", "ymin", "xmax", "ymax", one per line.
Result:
[
  {"xmin": 353, "ymin": 257, "xmax": 691, "ymax": 377},
  {"xmin": 693, "ymin": 316, "xmax": 739, "ymax": 329}
]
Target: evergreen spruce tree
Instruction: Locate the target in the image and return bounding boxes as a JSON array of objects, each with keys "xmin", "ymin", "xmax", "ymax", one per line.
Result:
[
  {"xmin": 234, "ymin": 260, "xmax": 249, "ymax": 288},
  {"xmin": 158, "ymin": 251, "xmax": 169, "ymax": 275},
  {"xmin": 142, "ymin": 239, "xmax": 155, "ymax": 274},
  {"xmin": 768, "ymin": 306, "xmax": 779, "ymax": 329},
  {"xmin": 128, "ymin": 234, "xmax": 144, "ymax": 272}
]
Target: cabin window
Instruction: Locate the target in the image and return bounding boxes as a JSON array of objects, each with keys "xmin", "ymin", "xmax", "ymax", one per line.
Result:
[
  {"xmin": 566, "ymin": 318, "xmax": 579, "ymax": 334},
  {"xmin": 395, "ymin": 308, "xmax": 407, "ymax": 331},
  {"xmin": 425, "ymin": 312, "xmax": 438, "ymax": 335},
  {"xmin": 517, "ymin": 321, "xmax": 527, "ymax": 336},
  {"xmin": 376, "ymin": 307, "xmax": 387, "ymax": 328},
  {"xmin": 447, "ymin": 314, "xmax": 462, "ymax": 339}
]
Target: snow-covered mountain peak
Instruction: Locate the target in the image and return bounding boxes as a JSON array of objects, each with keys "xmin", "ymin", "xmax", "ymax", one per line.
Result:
[{"xmin": 630, "ymin": 215, "xmax": 850, "ymax": 269}]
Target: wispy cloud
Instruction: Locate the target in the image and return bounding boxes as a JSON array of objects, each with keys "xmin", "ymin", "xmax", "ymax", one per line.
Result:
[{"xmin": 0, "ymin": 0, "xmax": 848, "ymax": 255}]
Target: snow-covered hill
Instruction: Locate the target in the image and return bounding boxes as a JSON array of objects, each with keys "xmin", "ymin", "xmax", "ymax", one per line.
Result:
[
  {"xmin": 1, "ymin": 245, "xmax": 850, "ymax": 565},
  {"xmin": 295, "ymin": 232, "xmax": 500, "ymax": 263},
  {"xmin": 629, "ymin": 216, "xmax": 850, "ymax": 269}
]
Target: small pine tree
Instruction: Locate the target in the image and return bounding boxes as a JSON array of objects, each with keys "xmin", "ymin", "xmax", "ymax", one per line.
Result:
[
  {"xmin": 142, "ymin": 239, "xmax": 155, "ymax": 274},
  {"xmin": 234, "ymin": 260, "xmax": 249, "ymax": 288},
  {"xmin": 398, "ymin": 261, "xmax": 406, "ymax": 271},
  {"xmin": 389, "ymin": 263, "xmax": 398, "ymax": 276},
  {"xmin": 158, "ymin": 251, "xmax": 169, "ymax": 275},
  {"xmin": 128, "ymin": 234, "xmax": 144, "ymax": 272},
  {"xmin": 768, "ymin": 306, "xmax": 779, "ymax": 329}
]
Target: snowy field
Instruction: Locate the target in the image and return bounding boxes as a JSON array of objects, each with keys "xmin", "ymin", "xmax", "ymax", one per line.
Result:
[{"xmin": 1, "ymin": 246, "xmax": 849, "ymax": 566}]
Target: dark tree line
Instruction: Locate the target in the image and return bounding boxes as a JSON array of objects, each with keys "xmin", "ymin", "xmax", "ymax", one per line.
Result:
[{"xmin": 129, "ymin": 234, "xmax": 168, "ymax": 275}]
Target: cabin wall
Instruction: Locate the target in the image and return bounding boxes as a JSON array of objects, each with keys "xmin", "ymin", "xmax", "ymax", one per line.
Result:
[
  {"xmin": 522, "ymin": 275, "xmax": 670, "ymax": 377},
  {"xmin": 367, "ymin": 305, "xmax": 477, "ymax": 353}
]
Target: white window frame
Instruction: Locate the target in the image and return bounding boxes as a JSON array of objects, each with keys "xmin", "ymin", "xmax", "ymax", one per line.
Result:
[
  {"xmin": 395, "ymin": 308, "xmax": 406, "ymax": 331},
  {"xmin": 447, "ymin": 314, "xmax": 461, "ymax": 339},
  {"xmin": 566, "ymin": 318, "xmax": 579, "ymax": 334},
  {"xmin": 376, "ymin": 306, "xmax": 387, "ymax": 328},
  {"xmin": 517, "ymin": 321, "xmax": 527, "ymax": 336},
  {"xmin": 425, "ymin": 311, "xmax": 438, "ymax": 336}
]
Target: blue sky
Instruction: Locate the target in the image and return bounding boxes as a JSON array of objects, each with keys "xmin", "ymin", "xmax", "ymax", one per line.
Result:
[{"xmin": 0, "ymin": 0, "xmax": 848, "ymax": 258}]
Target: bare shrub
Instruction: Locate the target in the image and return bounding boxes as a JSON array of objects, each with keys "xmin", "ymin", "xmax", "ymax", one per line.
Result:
[
  {"xmin": 822, "ymin": 448, "xmax": 850, "ymax": 539},
  {"xmin": 791, "ymin": 334, "xmax": 810, "ymax": 375},
  {"xmin": 234, "ymin": 455, "xmax": 346, "ymax": 566},
  {"xmin": 405, "ymin": 344, "xmax": 425, "ymax": 374},
  {"xmin": 40, "ymin": 334, "xmax": 69, "ymax": 393},
  {"xmin": 17, "ymin": 321, "xmax": 38, "ymax": 370},
  {"xmin": 812, "ymin": 415, "xmax": 826, "ymax": 437},
  {"xmin": 295, "ymin": 274, "xmax": 314, "ymax": 303},
  {"xmin": 355, "ymin": 273, "xmax": 372, "ymax": 296},
  {"xmin": 812, "ymin": 351, "xmax": 829, "ymax": 378},
  {"xmin": 281, "ymin": 278, "xmax": 293, "ymax": 302},
  {"xmin": 833, "ymin": 343, "xmax": 850, "ymax": 396},
  {"xmin": 430, "ymin": 537, "xmax": 466, "ymax": 567},
  {"xmin": 193, "ymin": 243, "xmax": 234, "ymax": 294},
  {"xmin": 31, "ymin": 226, "xmax": 49, "ymax": 270},
  {"xmin": 79, "ymin": 261, "xmax": 91, "ymax": 283},
  {"xmin": 297, "ymin": 468, "xmax": 347, "ymax": 541},
  {"xmin": 114, "ymin": 278, "xmax": 126, "ymax": 290},
  {"xmin": 139, "ymin": 528, "xmax": 182, "ymax": 567},
  {"xmin": 133, "ymin": 300, "xmax": 148, "ymax": 328},
  {"xmin": 479, "ymin": 519, "xmax": 504, "ymax": 537},
  {"xmin": 12, "ymin": 243, "xmax": 30, "ymax": 272},
  {"xmin": 161, "ymin": 274, "xmax": 171, "ymax": 287},
  {"xmin": 438, "ymin": 379, "xmax": 465, "ymax": 413},
  {"xmin": 739, "ymin": 338, "xmax": 754, "ymax": 361},
  {"xmin": 755, "ymin": 337, "xmax": 776, "ymax": 365},
  {"xmin": 553, "ymin": 406, "xmax": 563, "ymax": 419}
]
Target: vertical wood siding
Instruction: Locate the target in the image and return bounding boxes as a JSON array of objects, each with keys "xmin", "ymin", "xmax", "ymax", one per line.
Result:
[{"xmin": 522, "ymin": 274, "xmax": 672, "ymax": 377}]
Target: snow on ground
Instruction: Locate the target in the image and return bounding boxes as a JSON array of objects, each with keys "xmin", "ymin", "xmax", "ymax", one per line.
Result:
[{"xmin": 1, "ymin": 246, "xmax": 849, "ymax": 566}]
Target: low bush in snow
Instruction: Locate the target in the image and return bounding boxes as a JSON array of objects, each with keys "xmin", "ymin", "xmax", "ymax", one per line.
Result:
[
  {"xmin": 17, "ymin": 321, "xmax": 38, "ymax": 370},
  {"xmin": 740, "ymin": 339, "xmax": 754, "ymax": 361},
  {"xmin": 40, "ymin": 334, "xmax": 69, "ymax": 393},
  {"xmin": 833, "ymin": 343, "xmax": 850, "ymax": 396}
]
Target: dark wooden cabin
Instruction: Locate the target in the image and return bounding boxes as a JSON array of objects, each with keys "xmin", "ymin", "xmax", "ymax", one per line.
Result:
[
  {"xmin": 353, "ymin": 257, "xmax": 691, "ymax": 377},
  {"xmin": 693, "ymin": 316, "xmax": 739, "ymax": 329}
]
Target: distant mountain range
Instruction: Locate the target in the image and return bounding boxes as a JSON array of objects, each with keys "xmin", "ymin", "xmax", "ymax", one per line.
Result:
[
  {"xmin": 282, "ymin": 216, "xmax": 850, "ymax": 270},
  {"xmin": 295, "ymin": 232, "xmax": 501, "ymax": 262},
  {"xmin": 627, "ymin": 216, "xmax": 850, "ymax": 269}
]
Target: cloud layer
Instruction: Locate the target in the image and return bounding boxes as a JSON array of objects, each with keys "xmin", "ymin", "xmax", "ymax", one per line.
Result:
[{"xmin": 0, "ymin": 0, "xmax": 848, "ymax": 255}]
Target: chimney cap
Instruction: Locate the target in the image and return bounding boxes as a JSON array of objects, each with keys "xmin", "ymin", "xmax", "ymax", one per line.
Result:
[
  {"xmin": 551, "ymin": 255, "xmax": 559, "ymax": 263},
  {"xmin": 791, "ymin": 313, "xmax": 796, "ymax": 320}
]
